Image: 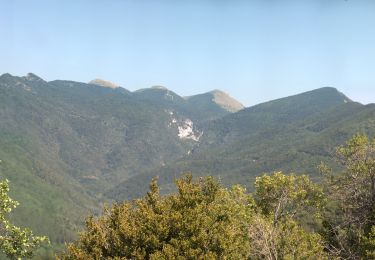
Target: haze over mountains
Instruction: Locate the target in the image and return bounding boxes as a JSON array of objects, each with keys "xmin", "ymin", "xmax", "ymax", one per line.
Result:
[{"xmin": 0, "ymin": 72, "xmax": 374, "ymax": 246}]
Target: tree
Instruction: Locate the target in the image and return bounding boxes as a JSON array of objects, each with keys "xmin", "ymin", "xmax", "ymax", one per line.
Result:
[
  {"xmin": 61, "ymin": 173, "xmax": 328, "ymax": 259},
  {"xmin": 254, "ymin": 172, "xmax": 325, "ymax": 225},
  {"xmin": 248, "ymin": 172, "xmax": 327, "ymax": 259},
  {"xmin": 0, "ymin": 179, "xmax": 49, "ymax": 259},
  {"xmin": 60, "ymin": 175, "xmax": 255, "ymax": 259},
  {"xmin": 320, "ymin": 134, "xmax": 375, "ymax": 258}
]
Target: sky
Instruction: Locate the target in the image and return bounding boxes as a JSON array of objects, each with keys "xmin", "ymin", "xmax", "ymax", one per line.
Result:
[{"xmin": 1, "ymin": 0, "xmax": 375, "ymax": 106}]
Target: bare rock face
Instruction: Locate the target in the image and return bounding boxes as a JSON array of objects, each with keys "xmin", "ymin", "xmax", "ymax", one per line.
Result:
[
  {"xmin": 89, "ymin": 78, "xmax": 119, "ymax": 89},
  {"xmin": 184, "ymin": 89, "xmax": 245, "ymax": 115},
  {"xmin": 210, "ymin": 89, "xmax": 244, "ymax": 112}
]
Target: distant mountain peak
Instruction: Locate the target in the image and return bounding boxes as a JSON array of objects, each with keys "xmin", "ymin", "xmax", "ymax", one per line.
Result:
[
  {"xmin": 151, "ymin": 85, "xmax": 168, "ymax": 90},
  {"xmin": 184, "ymin": 89, "xmax": 244, "ymax": 114},
  {"xmin": 210, "ymin": 89, "xmax": 227, "ymax": 95},
  {"xmin": 134, "ymin": 86, "xmax": 183, "ymax": 103},
  {"xmin": 307, "ymin": 87, "xmax": 352, "ymax": 103},
  {"xmin": 0, "ymin": 73, "xmax": 13, "ymax": 78},
  {"xmin": 89, "ymin": 78, "xmax": 119, "ymax": 89},
  {"xmin": 209, "ymin": 89, "xmax": 244, "ymax": 112},
  {"xmin": 311, "ymin": 86, "xmax": 345, "ymax": 94},
  {"xmin": 24, "ymin": 73, "xmax": 44, "ymax": 82}
]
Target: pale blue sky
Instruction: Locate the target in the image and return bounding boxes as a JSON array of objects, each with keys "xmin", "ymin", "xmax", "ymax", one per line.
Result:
[{"xmin": 1, "ymin": 0, "xmax": 374, "ymax": 106}]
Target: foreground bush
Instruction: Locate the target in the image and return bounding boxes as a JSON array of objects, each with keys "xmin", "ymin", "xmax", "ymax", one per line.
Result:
[
  {"xmin": 320, "ymin": 134, "xmax": 375, "ymax": 258},
  {"xmin": 61, "ymin": 173, "xmax": 327, "ymax": 259}
]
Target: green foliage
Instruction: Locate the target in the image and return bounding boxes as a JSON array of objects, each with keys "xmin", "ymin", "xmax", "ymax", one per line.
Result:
[
  {"xmin": 248, "ymin": 216, "xmax": 326, "ymax": 260},
  {"xmin": 249, "ymin": 172, "xmax": 326, "ymax": 259},
  {"xmin": 321, "ymin": 134, "xmax": 375, "ymax": 258},
  {"xmin": 364, "ymin": 226, "xmax": 375, "ymax": 258},
  {"xmin": 255, "ymin": 172, "xmax": 324, "ymax": 223},
  {"xmin": 0, "ymin": 179, "xmax": 49, "ymax": 259},
  {"xmin": 61, "ymin": 173, "xmax": 328, "ymax": 259},
  {"xmin": 60, "ymin": 175, "xmax": 254, "ymax": 259}
]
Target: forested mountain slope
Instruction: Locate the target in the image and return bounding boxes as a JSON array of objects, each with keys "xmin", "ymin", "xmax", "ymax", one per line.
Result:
[
  {"xmin": 0, "ymin": 73, "xmax": 241, "ymax": 244},
  {"xmin": 108, "ymin": 88, "xmax": 375, "ymax": 200}
]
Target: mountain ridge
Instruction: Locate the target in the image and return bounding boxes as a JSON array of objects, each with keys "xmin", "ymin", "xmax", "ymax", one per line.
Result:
[{"xmin": 107, "ymin": 87, "xmax": 373, "ymax": 201}]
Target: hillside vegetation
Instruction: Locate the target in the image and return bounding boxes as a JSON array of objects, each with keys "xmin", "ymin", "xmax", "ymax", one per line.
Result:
[
  {"xmin": 0, "ymin": 73, "xmax": 242, "ymax": 246},
  {"xmin": 60, "ymin": 134, "xmax": 375, "ymax": 259},
  {"xmin": 1, "ymin": 73, "xmax": 374, "ymax": 254},
  {"xmin": 108, "ymin": 88, "xmax": 375, "ymax": 200}
]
